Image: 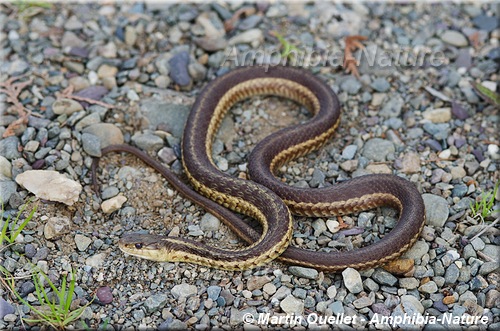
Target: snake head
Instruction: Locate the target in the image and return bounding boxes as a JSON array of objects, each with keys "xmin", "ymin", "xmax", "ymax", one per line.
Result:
[{"xmin": 118, "ymin": 233, "xmax": 179, "ymax": 262}]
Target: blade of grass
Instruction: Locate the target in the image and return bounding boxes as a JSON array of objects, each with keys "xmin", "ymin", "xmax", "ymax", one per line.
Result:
[{"xmin": 10, "ymin": 203, "xmax": 36, "ymax": 242}]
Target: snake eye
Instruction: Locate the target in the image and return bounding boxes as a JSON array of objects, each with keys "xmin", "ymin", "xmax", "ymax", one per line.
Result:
[{"xmin": 135, "ymin": 243, "xmax": 143, "ymax": 249}]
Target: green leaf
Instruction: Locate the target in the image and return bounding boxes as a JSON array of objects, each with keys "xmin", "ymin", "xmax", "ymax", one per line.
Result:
[{"xmin": 472, "ymin": 82, "xmax": 500, "ymax": 106}]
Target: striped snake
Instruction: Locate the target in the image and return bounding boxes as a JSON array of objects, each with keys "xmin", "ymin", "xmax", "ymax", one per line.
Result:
[{"xmin": 92, "ymin": 66, "xmax": 425, "ymax": 271}]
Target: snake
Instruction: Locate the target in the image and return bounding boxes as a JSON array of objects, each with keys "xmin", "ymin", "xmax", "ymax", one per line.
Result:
[{"xmin": 92, "ymin": 66, "xmax": 425, "ymax": 272}]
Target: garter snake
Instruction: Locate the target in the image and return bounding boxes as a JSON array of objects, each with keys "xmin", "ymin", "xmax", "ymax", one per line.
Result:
[{"xmin": 92, "ymin": 66, "xmax": 425, "ymax": 271}]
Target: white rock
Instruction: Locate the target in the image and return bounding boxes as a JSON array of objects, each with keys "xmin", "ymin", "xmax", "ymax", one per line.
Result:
[
  {"xmin": 75, "ymin": 234, "xmax": 92, "ymax": 251},
  {"xmin": 0, "ymin": 155, "xmax": 12, "ymax": 180},
  {"xmin": 101, "ymin": 194, "xmax": 127, "ymax": 214},
  {"xmin": 228, "ymin": 29, "xmax": 264, "ymax": 48},
  {"xmin": 342, "ymin": 268, "xmax": 363, "ymax": 294},
  {"xmin": 171, "ymin": 283, "xmax": 197, "ymax": 300},
  {"xmin": 280, "ymin": 295, "xmax": 304, "ymax": 315},
  {"xmin": 15, "ymin": 170, "xmax": 82, "ymax": 205},
  {"xmin": 422, "ymin": 107, "xmax": 451, "ymax": 123},
  {"xmin": 85, "ymin": 253, "xmax": 107, "ymax": 268},
  {"xmin": 326, "ymin": 219, "xmax": 340, "ymax": 233}
]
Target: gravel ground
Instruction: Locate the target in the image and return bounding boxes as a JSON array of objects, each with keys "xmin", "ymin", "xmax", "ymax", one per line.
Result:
[{"xmin": 0, "ymin": 2, "xmax": 499, "ymax": 330}]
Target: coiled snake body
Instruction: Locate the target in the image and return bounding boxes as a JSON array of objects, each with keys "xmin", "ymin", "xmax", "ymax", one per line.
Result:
[{"xmin": 93, "ymin": 66, "xmax": 425, "ymax": 271}]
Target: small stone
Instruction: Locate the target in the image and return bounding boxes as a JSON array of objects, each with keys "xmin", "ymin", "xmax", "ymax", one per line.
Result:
[
  {"xmin": 442, "ymin": 295, "xmax": 456, "ymax": 305},
  {"xmin": 326, "ymin": 286, "xmax": 337, "ymax": 299},
  {"xmin": 0, "ymin": 297, "xmax": 15, "ymax": 319},
  {"xmin": 422, "ymin": 194, "xmax": 449, "ymax": 227},
  {"xmin": 52, "ymin": 98, "xmax": 84, "ymax": 115},
  {"xmin": 383, "ymin": 259, "xmax": 415, "ymax": 275},
  {"xmin": 96, "ymin": 286, "xmax": 113, "ymax": 304},
  {"xmin": 171, "ymin": 283, "xmax": 197, "ymax": 300},
  {"xmin": 169, "ymin": 51, "xmax": 191, "ymax": 89},
  {"xmin": 372, "ymin": 269, "xmax": 398, "ymax": 286},
  {"xmin": 144, "ymin": 293, "xmax": 169, "ymax": 313},
  {"xmin": 418, "ymin": 281, "xmax": 438, "ymax": 294},
  {"xmin": 228, "ymin": 29, "xmax": 264, "ymax": 47},
  {"xmin": 400, "ymin": 152, "xmax": 420, "ymax": 173},
  {"xmin": 194, "ymin": 37, "xmax": 228, "ymax": 52},
  {"xmin": 101, "ymin": 194, "xmax": 127, "ymax": 214},
  {"xmin": 441, "ymin": 30, "xmax": 468, "ymax": 47},
  {"xmin": 247, "ymin": 276, "xmax": 272, "ymax": 291},
  {"xmin": 0, "ymin": 181, "xmax": 17, "ymax": 204},
  {"xmin": 44, "ymin": 216, "xmax": 71, "ymax": 239},
  {"xmin": 362, "ymin": 138, "xmax": 395, "ymax": 162},
  {"xmin": 353, "ymin": 296, "xmax": 374, "ymax": 309},
  {"xmin": 82, "ymin": 123, "xmax": 124, "ymax": 148},
  {"xmin": 342, "ymin": 268, "xmax": 363, "ymax": 294},
  {"xmin": 479, "ymin": 261, "xmax": 498, "ymax": 275},
  {"xmin": 0, "ymin": 155, "xmax": 12, "ymax": 180},
  {"xmin": 422, "ymin": 107, "xmax": 451, "ymax": 123},
  {"xmin": 16, "ymin": 170, "xmax": 82, "ymax": 206},
  {"xmin": 280, "ymin": 295, "xmax": 304, "ymax": 315},
  {"xmin": 399, "ymin": 278, "xmax": 419, "ymax": 289},
  {"xmin": 157, "ymin": 147, "xmax": 177, "ymax": 165},
  {"xmin": 97, "ymin": 64, "xmax": 118, "ymax": 78},
  {"xmin": 288, "ymin": 266, "xmax": 318, "ymax": 280},
  {"xmin": 0, "ymin": 136, "xmax": 21, "ymax": 160},
  {"xmin": 263, "ymin": 283, "xmax": 277, "ymax": 295},
  {"xmin": 81, "ymin": 133, "xmax": 102, "ymax": 157},
  {"xmin": 371, "ymin": 78, "xmax": 391, "ymax": 92},
  {"xmin": 312, "ymin": 219, "xmax": 327, "ymax": 236},
  {"xmin": 74, "ymin": 234, "xmax": 92, "ymax": 251},
  {"xmin": 200, "ymin": 213, "xmax": 220, "ymax": 231},
  {"xmin": 125, "ymin": 26, "xmax": 137, "ymax": 46},
  {"xmin": 444, "ymin": 264, "xmax": 460, "ymax": 284},
  {"xmin": 403, "ymin": 241, "xmax": 429, "ymax": 260},
  {"xmin": 85, "ymin": 253, "xmax": 106, "ymax": 267},
  {"xmin": 207, "ymin": 286, "xmax": 221, "ymax": 300},
  {"xmin": 131, "ymin": 132, "xmax": 164, "ymax": 151},
  {"xmin": 326, "ymin": 219, "xmax": 340, "ymax": 233},
  {"xmin": 342, "ymin": 145, "xmax": 358, "ymax": 160}
]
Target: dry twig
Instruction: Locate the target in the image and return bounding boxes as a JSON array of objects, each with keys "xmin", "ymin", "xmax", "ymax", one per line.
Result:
[
  {"xmin": 0, "ymin": 75, "xmax": 33, "ymax": 138},
  {"xmin": 343, "ymin": 35, "xmax": 368, "ymax": 78}
]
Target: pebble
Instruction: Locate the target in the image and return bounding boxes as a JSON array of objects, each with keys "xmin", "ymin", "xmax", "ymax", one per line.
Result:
[
  {"xmin": 0, "ymin": 181, "xmax": 17, "ymax": 204},
  {"xmin": 200, "ymin": 213, "xmax": 220, "ymax": 231},
  {"xmin": 81, "ymin": 132, "xmax": 102, "ymax": 157},
  {"xmin": 82, "ymin": 123, "xmax": 124, "ymax": 148},
  {"xmin": 422, "ymin": 108, "xmax": 452, "ymax": 123},
  {"xmin": 52, "ymin": 98, "xmax": 84, "ymax": 115},
  {"xmin": 131, "ymin": 132, "xmax": 164, "ymax": 151},
  {"xmin": 342, "ymin": 268, "xmax": 363, "ymax": 294},
  {"xmin": 440, "ymin": 30, "xmax": 468, "ymax": 47},
  {"xmin": 371, "ymin": 269, "xmax": 398, "ymax": 286},
  {"xmin": 422, "ymin": 194, "xmax": 449, "ymax": 227},
  {"xmin": 75, "ymin": 234, "xmax": 92, "ymax": 251},
  {"xmin": 400, "ymin": 152, "xmax": 420, "ymax": 173},
  {"xmin": 0, "ymin": 298, "xmax": 15, "ymax": 319},
  {"xmin": 96, "ymin": 286, "xmax": 114, "ymax": 304},
  {"xmin": 169, "ymin": 51, "xmax": 192, "ymax": 89},
  {"xmin": 342, "ymin": 145, "xmax": 358, "ymax": 160},
  {"xmin": 288, "ymin": 266, "xmax": 318, "ymax": 280},
  {"xmin": 144, "ymin": 293, "xmax": 169, "ymax": 313},
  {"xmin": 228, "ymin": 29, "xmax": 264, "ymax": 47},
  {"xmin": 101, "ymin": 194, "xmax": 127, "ymax": 214},
  {"xmin": 247, "ymin": 276, "xmax": 272, "ymax": 291},
  {"xmin": 419, "ymin": 281, "xmax": 438, "ymax": 294},
  {"xmin": 362, "ymin": 138, "xmax": 395, "ymax": 162},
  {"xmin": 15, "ymin": 170, "xmax": 82, "ymax": 206},
  {"xmin": 0, "ymin": 136, "xmax": 21, "ymax": 160},
  {"xmin": 140, "ymin": 101, "xmax": 190, "ymax": 138},
  {"xmin": 43, "ymin": 216, "xmax": 71, "ymax": 239},
  {"xmin": 371, "ymin": 78, "xmax": 391, "ymax": 92},
  {"xmin": 280, "ymin": 295, "xmax": 304, "ymax": 315}
]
